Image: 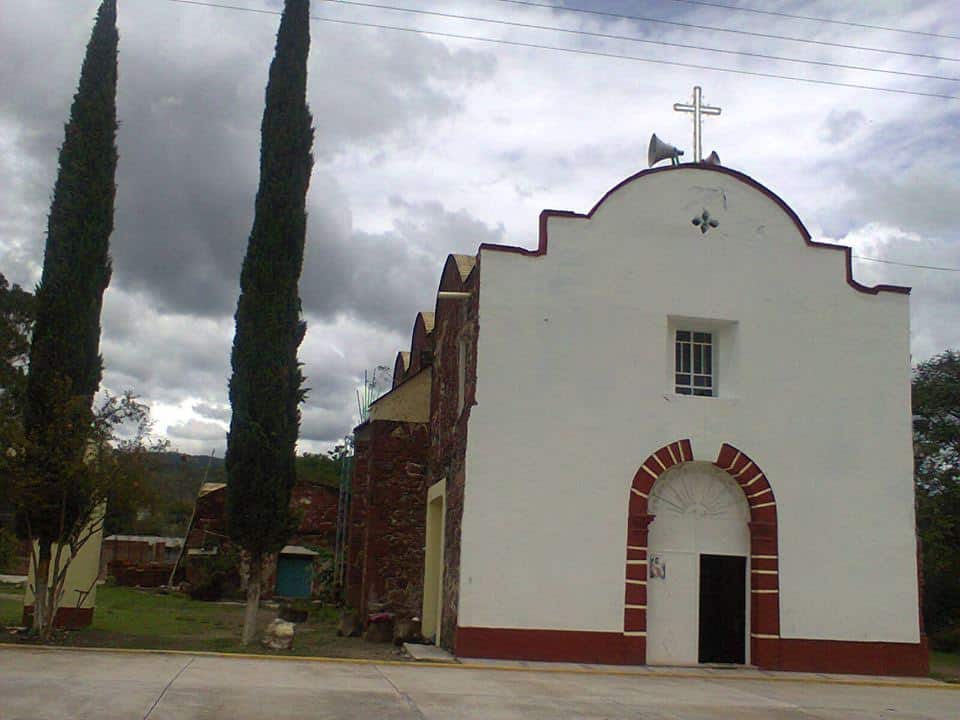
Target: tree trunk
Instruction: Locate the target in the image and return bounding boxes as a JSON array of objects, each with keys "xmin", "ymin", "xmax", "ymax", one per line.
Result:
[
  {"xmin": 32, "ymin": 543, "xmax": 51, "ymax": 636},
  {"xmin": 241, "ymin": 553, "xmax": 262, "ymax": 646}
]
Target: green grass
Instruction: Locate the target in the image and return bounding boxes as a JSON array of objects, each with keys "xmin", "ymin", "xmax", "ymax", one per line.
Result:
[
  {"xmin": 0, "ymin": 596, "xmax": 22, "ymax": 626},
  {"xmin": 1, "ymin": 585, "xmax": 404, "ymax": 661},
  {"xmin": 930, "ymin": 651, "xmax": 960, "ymax": 683},
  {"xmin": 2, "ymin": 589, "xmax": 958, "ymax": 675}
]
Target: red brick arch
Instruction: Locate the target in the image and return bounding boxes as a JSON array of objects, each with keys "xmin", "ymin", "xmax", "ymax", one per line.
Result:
[{"xmin": 623, "ymin": 440, "xmax": 780, "ymax": 667}]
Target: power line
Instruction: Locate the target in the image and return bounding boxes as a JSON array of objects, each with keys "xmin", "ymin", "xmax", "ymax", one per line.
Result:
[
  {"xmin": 127, "ymin": 1, "xmax": 960, "ymax": 275},
  {"xmin": 152, "ymin": 0, "xmax": 960, "ymax": 100},
  {"xmin": 321, "ymin": 0, "xmax": 960, "ymax": 83},
  {"xmin": 854, "ymin": 255, "xmax": 960, "ymax": 272},
  {"xmin": 661, "ymin": 0, "xmax": 960, "ymax": 41},
  {"xmin": 491, "ymin": 0, "xmax": 960, "ymax": 64}
]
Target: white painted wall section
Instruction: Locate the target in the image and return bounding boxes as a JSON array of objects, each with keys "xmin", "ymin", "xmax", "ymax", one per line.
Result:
[{"xmin": 458, "ymin": 167, "xmax": 918, "ymax": 644}]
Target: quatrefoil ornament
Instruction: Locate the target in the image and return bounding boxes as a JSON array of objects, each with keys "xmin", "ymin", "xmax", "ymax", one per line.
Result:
[{"xmin": 691, "ymin": 210, "xmax": 719, "ymax": 234}]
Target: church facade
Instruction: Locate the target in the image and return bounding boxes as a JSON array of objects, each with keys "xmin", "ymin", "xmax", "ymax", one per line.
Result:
[{"xmin": 347, "ymin": 164, "xmax": 927, "ymax": 675}]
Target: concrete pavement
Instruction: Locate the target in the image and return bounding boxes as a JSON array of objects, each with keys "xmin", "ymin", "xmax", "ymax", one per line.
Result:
[{"xmin": 0, "ymin": 646, "xmax": 957, "ymax": 719}]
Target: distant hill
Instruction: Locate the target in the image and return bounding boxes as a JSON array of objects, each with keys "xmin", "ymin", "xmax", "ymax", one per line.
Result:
[
  {"xmin": 148, "ymin": 452, "xmax": 227, "ymax": 505},
  {"xmin": 147, "ymin": 451, "xmax": 343, "ymax": 494}
]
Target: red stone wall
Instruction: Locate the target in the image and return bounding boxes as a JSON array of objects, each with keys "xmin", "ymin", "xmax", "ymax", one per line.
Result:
[
  {"xmin": 428, "ymin": 266, "xmax": 479, "ymax": 651},
  {"xmin": 181, "ymin": 480, "xmax": 338, "ymax": 599},
  {"xmin": 186, "ymin": 488, "xmax": 227, "ymax": 550},
  {"xmin": 290, "ymin": 483, "xmax": 339, "ymax": 547},
  {"xmin": 345, "ymin": 419, "xmax": 430, "ymax": 620},
  {"xmin": 345, "ymin": 428, "xmax": 371, "ymax": 609},
  {"xmin": 185, "ymin": 482, "xmax": 337, "ymax": 553}
]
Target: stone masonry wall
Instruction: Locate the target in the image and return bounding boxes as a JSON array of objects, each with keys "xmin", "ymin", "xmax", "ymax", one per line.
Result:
[
  {"xmin": 429, "ymin": 268, "xmax": 479, "ymax": 651},
  {"xmin": 361, "ymin": 420, "xmax": 430, "ymax": 619},
  {"xmin": 290, "ymin": 483, "xmax": 339, "ymax": 547},
  {"xmin": 345, "ymin": 428, "xmax": 371, "ymax": 610},
  {"xmin": 345, "ymin": 420, "xmax": 430, "ymax": 620}
]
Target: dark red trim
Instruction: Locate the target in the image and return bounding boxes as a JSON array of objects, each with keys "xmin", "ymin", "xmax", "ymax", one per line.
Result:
[
  {"xmin": 22, "ymin": 605, "xmax": 94, "ymax": 630},
  {"xmin": 456, "ymin": 627, "xmax": 645, "ymax": 665},
  {"xmin": 478, "ymin": 165, "xmax": 910, "ymax": 296},
  {"xmin": 455, "ymin": 627, "xmax": 928, "ymax": 676},
  {"xmin": 775, "ymin": 637, "xmax": 929, "ymax": 677},
  {"xmin": 626, "ymin": 440, "xmax": 781, "ymax": 664}
]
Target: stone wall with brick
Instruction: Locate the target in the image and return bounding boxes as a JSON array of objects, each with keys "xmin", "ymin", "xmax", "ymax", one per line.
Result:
[
  {"xmin": 428, "ymin": 260, "xmax": 479, "ymax": 651},
  {"xmin": 186, "ymin": 487, "xmax": 228, "ymax": 550},
  {"xmin": 346, "ymin": 419, "xmax": 430, "ymax": 621},
  {"xmin": 181, "ymin": 480, "xmax": 338, "ymax": 600},
  {"xmin": 290, "ymin": 483, "xmax": 339, "ymax": 547},
  {"xmin": 345, "ymin": 428, "xmax": 371, "ymax": 610}
]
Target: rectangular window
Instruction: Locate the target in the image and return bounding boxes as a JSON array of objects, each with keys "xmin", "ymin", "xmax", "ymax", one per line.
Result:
[{"xmin": 675, "ymin": 330, "xmax": 713, "ymax": 396}]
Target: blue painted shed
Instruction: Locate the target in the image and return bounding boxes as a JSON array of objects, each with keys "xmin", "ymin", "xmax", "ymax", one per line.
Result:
[{"xmin": 275, "ymin": 546, "xmax": 318, "ymax": 599}]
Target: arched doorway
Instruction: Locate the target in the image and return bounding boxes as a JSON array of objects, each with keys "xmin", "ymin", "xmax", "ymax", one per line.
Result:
[
  {"xmin": 623, "ymin": 440, "xmax": 780, "ymax": 668},
  {"xmin": 646, "ymin": 462, "xmax": 749, "ymax": 664}
]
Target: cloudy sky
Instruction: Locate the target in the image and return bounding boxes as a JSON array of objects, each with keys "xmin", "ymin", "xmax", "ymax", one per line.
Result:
[{"xmin": 2, "ymin": 0, "xmax": 958, "ymax": 455}]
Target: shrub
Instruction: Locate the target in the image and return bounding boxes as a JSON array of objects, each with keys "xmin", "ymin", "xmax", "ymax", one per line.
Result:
[
  {"xmin": 186, "ymin": 550, "xmax": 241, "ymax": 601},
  {"xmin": 0, "ymin": 527, "xmax": 19, "ymax": 573},
  {"xmin": 931, "ymin": 625, "xmax": 960, "ymax": 653}
]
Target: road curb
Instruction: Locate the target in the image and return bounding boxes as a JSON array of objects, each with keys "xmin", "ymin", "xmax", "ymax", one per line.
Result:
[{"xmin": 0, "ymin": 642, "xmax": 955, "ymax": 690}]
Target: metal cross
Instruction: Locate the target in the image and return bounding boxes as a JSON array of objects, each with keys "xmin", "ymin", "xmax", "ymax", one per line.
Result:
[{"xmin": 673, "ymin": 86, "xmax": 721, "ymax": 163}]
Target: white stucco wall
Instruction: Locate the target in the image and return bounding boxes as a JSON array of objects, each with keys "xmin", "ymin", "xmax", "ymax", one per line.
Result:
[{"xmin": 458, "ymin": 166, "xmax": 919, "ymax": 644}]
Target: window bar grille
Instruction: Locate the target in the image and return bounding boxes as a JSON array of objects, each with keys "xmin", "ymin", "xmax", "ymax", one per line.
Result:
[{"xmin": 675, "ymin": 330, "xmax": 713, "ymax": 396}]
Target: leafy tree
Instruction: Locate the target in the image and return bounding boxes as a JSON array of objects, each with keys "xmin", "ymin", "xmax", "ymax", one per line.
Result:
[
  {"xmin": 9, "ymin": 392, "xmax": 158, "ymax": 637},
  {"xmin": 16, "ymin": 0, "xmax": 118, "ymax": 637},
  {"xmin": 0, "ymin": 274, "xmax": 35, "ymax": 417},
  {"xmin": 0, "ymin": 276, "xmax": 35, "ymax": 526},
  {"xmin": 296, "ymin": 453, "xmax": 342, "ymax": 488},
  {"xmin": 226, "ymin": 0, "xmax": 313, "ymax": 645},
  {"xmin": 101, "ymin": 425, "xmax": 171, "ymax": 537},
  {"xmin": 912, "ymin": 350, "xmax": 960, "ymax": 642}
]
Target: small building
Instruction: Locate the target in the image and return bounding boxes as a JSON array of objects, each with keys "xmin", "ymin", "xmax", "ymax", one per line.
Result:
[
  {"xmin": 101, "ymin": 534, "xmax": 181, "ymax": 570},
  {"xmin": 100, "ymin": 534, "xmax": 182, "ymax": 587},
  {"xmin": 178, "ymin": 480, "xmax": 338, "ymax": 598},
  {"xmin": 23, "ymin": 507, "xmax": 105, "ymax": 629},
  {"xmin": 275, "ymin": 545, "xmax": 320, "ymax": 599},
  {"xmin": 345, "ymin": 163, "xmax": 926, "ymax": 676}
]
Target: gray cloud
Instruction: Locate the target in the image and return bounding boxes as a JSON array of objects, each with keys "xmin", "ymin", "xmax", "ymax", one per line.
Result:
[
  {"xmin": 3, "ymin": 0, "xmax": 958, "ymax": 455},
  {"xmin": 1, "ymin": 0, "xmax": 496, "ymax": 321},
  {"xmin": 821, "ymin": 110, "xmax": 864, "ymax": 145},
  {"xmin": 167, "ymin": 418, "xmax": 227, "ymax": 443},
  {"xmin": 193, "ymin": 403, "xmax": 231, "ymax": 422},
  {"xmin": 301, "ymin": 198, "xmax": 504, "ymax": 330}
]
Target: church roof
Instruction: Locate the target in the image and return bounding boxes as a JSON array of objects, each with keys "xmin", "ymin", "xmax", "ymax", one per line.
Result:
[
  {"xmin": 452, "ymin": 254, "xmax": 477, "ymax": 282},
  {"xmin": 418, "ymin": 311, "xmax": 435, "ymax": 334},
  {"xmin": 476, "ymin": 164, "xmax": 910, "ymax": 297}
]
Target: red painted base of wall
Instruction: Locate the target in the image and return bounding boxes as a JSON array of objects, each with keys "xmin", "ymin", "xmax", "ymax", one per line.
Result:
[
  {"xmin": 773, "ymin": 637, "xmax": 929, "ymax": 677},
  {"xmin": 22, "ymin": 605, "xmax": 94, "ymax": 630},
  {"xmin": 456, "ymin": 627, "xmax": 645, "ymax": 665},
  {"xmin": 455, "ymin": 627, "xmax": 930, "ymax": 677}
]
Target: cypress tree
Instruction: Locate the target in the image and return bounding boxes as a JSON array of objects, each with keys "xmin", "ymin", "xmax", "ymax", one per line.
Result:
[
  {"xmin": 226, "ymin": 0, "xmax": 313, "ymax": 645},
  {"xmin": 20, "ymin": 0, "xmax": 118, "ymax": 636}
]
